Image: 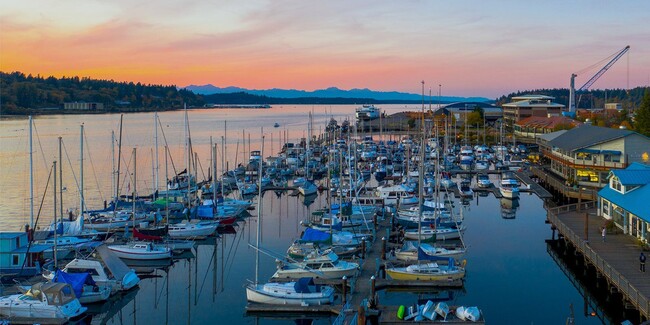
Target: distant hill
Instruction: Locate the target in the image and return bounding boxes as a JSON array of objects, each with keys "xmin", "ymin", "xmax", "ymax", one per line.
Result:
[{"xmin": 185, "ymin": 84, "xmax": 490, "ymax": 103}]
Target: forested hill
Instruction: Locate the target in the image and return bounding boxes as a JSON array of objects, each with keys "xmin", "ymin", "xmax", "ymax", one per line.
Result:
[
  {"xmin": 496, "ymin": 87, "xmax": 649, "ymax": 109},
  {"xmin": 0, "ymin": 71, "xmax": 204, "ymax": 114}
]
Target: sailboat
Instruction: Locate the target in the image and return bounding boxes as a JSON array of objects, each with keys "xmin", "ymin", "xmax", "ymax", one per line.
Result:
[
  {"xmin": 246, "ymin": 136, "xmax": 336, "ymax": 305},
  {"xmin": 386, "ymin": 82, "xmax": 466, "ymax": 282}
]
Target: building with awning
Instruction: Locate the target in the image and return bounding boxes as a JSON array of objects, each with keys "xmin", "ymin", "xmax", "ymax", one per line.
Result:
[
  {"xmin": 538, "ymin": 124, "xmax": 650, "ymax": 188},
  {"xmin": 598, "ymin": 163, "xmax": 650, "ymax": 241}
]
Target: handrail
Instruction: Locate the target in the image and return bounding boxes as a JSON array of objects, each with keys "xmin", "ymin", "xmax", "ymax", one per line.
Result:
[{"xmin": 548, "ymin": 209, "xmax": 650, "ymax": 317}]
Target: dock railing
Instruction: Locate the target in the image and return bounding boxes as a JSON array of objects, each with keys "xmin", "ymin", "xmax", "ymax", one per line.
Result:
[{"xmin": 547, "ymin": 202, "xmax": 650, "ymax": 318}]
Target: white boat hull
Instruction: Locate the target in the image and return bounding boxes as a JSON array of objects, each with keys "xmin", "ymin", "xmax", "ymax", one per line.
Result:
[
  {"xmin": 245, "ymin": 283, "xmax": 334, "ymax": 305},
  {"xmin": 107, "ymin": 245, "xmax": 172, "ymax": 260}
]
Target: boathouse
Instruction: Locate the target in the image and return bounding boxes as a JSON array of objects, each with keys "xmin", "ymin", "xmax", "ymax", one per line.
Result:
[
  {"xmin": 538, "ymin": 124, "xmax": 650, "ymax": 189},
  {"xmin": 598, "ymin": 162, "xmax": 650, "ymax": 242}
]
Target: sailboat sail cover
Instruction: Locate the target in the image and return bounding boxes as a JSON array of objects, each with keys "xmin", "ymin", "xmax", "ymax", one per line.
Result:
[
  {"xmin": 300, "ymin": 228, "xmax": 332, "ymax": 243},
  {"xmin": 294, "ymin": 277, "xmax": 316, "ymax": 293},
  {"xmin": 417, "ymin": 247, "xmax": 454, "ymax": 266}
]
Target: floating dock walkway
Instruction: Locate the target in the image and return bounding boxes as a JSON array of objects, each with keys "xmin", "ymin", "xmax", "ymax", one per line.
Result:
[{"xmin": 547, "ymin": 202, "xmax": 650, "ymax": 321}]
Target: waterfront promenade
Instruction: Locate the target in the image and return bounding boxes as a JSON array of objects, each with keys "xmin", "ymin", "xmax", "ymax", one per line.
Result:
[{"xmin": 547, "ymin": 202, "xmax": 650, "ymax": 320}]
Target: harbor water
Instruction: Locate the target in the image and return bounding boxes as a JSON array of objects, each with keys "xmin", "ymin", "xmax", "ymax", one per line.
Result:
[{"xmin": 0, "ymin": 106, "xmax": 627, "ymax": 324}]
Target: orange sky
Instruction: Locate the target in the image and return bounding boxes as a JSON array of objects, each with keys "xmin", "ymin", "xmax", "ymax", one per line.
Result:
[{"xmin": 2, "ymin": 1, "xmax": 649, "ymax": 98}]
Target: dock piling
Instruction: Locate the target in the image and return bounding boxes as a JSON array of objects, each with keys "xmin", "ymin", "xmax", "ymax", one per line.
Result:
[
  {"xmin": 342, "ymin": 276, "xmax": 347, "ymax": 304},
  {"xmin": 381, "ymin": 237, "xmax": 387, "ymax": 260}
]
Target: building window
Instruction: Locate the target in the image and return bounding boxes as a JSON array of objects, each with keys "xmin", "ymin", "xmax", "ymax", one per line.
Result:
[
  {"xmin": 577, "ymin": 169, "xmax": 598, "ymax": 182},
  {"xmin": 611, "ymin": 176, "xmax": 622, "ymax": 192},
  {"xmin": 612, "ymin": 206, "xmax": 625, "ymax": 229},
  {"xmin": 602, "ymin": 200, "xmax": 610, "ymax": 216},
  {"xmin": 12, "ymin": 254, "xmax": 19, "ymax": 266}
]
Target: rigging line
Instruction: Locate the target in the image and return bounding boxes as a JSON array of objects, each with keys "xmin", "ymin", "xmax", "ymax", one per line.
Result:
[
  {"xmin": 21, "ymin": 162, "xmax": 54, "ymax": 272},
  {"xmin": 83, "ymin": 129, "xmax": 105, "ymax": 202},
  {"xmin": 30, "ymin": 121, "xmax": 50, "ymax": 173},
  {"xmin": 156, "ymin": 117, "xmax": 178, "ymax": 176},
  {"xmin": 62, "ymin": 140, "xmax": 82, "ymax": 202},
  {"xmin": 575, "ymin": 50, "xmax": 620, "ymax": 76}
]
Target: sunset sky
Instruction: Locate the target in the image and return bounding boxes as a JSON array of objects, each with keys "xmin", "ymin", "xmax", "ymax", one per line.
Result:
[{"xmin": 2, "ymin": 0, "xmax": 649, "ymax": 98}]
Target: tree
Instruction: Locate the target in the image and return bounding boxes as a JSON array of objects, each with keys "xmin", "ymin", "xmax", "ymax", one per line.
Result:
[{"xmin": 635, "ymin": 90, "xmax": 650, "ymax": 137}]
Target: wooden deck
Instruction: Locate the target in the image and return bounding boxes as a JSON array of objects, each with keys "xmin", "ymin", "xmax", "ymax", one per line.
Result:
[
  {"xmin": 514, "ymin": 169, "xmax": 554, "ymax": 199},
  {"xmin": 530, "ymin": 165, "xmax": 598, "ymax": 201},
  {"xmin": 547, "ymin": 202, "xmax": 650, "ymax": 319}
]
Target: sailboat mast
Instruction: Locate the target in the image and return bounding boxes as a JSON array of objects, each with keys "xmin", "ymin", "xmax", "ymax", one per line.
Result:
[
  {"xmin": 80, "ymin": 124, "xmax": 84, "ymax": 225},
  {"xmin": 132, "ymin": 148, "xmax": 137, "ymax": 228},
  {"xmin": 53, "ymin": 160, "xmax": 58, "ymax": 268},
  {"xmin": 29, "ymin": 116, "xmax": 34, "ymax": 228},
  {"xmin": 59, "ymin": 137, "xmax": 63, "ymax": 221},
  {"xmin": 116, "ymin": 114, "xmax": 124, "ymax": 204},
  {"xmin": 154, "ymin": 112, "xmax": 159, "ymax": 192},
  {"xmin": 418, "ymin": 81, "xmax": 425, "ymax": 248},
  {"xmin": 255, "ymin": 135, "xmax": 265, "ymax": 285}
]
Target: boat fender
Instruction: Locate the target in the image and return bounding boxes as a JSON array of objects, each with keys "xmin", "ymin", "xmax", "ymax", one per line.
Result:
[
  {"xmin": 397, "ymin": 305, "xmax": 405, "ymax": 319},
  {"xmin": 461, "ymin": 259, "xmax": 467, "ymax": 268}
]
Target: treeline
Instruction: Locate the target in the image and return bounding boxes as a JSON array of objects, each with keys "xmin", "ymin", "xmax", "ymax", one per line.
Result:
[
  {"xmin": 0, "ymin": 71, "xmax": 204, "ymax": 114},
  {"xmin": 496, "ymin": 87, "xmax": 650, "ymax": 109},
  {"xmin": 202, "ymin": 92, "xmax": 428, "ymax": 105}
]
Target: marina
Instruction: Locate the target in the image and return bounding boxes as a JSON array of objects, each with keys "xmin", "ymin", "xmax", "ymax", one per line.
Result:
[{"xmin": 0, "ymin": 106, "xmax": 646, "ymax": 324}]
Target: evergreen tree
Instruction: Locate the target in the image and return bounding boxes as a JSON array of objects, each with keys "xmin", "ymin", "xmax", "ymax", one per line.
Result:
[{"xmin": 635, "ymin": 90, "xmax": 650, "ymax": 137}]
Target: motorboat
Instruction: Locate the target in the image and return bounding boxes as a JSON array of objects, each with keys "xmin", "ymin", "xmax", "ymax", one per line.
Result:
[
  {"xmin": 46, "ymin": 245, "xmax": 140, "ymax": 295},
  {"xmin": 272, "ymin": 251, "xmax": 358, "ymax": 279},
  {"xmin": 51, "ymin": 270, "xmax": 111, "ymax": 304},
  {"xmin": 499, "ymin": 173, "xmax": 520, "ymax": 199},
  {"xmin": 0, "ymin": 282, "xmax": 87, "ymax": 324},
  {"xmin": 168, "ymin": 220, "xmax": 218, "ymax": 238},
  {"xmin": 108, "ymin": 242, "xmax": 172, "ymax": 260},
  {"xmin": 476, "ymin": 174, "xmax": 492, "ymax": 188},
  {"xmin": 246, "ymin": 277, "xmax": 335, "ymax": 305}
]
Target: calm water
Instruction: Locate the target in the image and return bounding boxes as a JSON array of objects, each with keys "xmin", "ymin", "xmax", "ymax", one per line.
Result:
[{"xmin": 0, "ymin": 106, "xmax": 623, "ymax": 324}]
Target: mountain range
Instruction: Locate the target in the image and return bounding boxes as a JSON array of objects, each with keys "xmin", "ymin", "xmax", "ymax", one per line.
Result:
[{"xmin": 184, "ymin": 84, "xmax": 491, "ymax": 103}]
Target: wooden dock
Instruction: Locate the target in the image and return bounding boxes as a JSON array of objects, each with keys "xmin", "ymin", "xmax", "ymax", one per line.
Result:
[
  {"xmin": 547, "ymin": 202, "xmax": 650, "ymax": 319},
  {"xmin": 514, "ymin": 170, "xmax": 554, "ymax": 199}
]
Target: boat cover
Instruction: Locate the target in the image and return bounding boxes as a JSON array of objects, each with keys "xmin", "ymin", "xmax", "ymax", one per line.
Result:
[
  {"xmin": 417, "ymin": 247, "xmax": 454, "ymax": 266},
  {"xmin": 53, "ymin": 270, "xmax": 96, "ymax": 298},
  {"xmin": 96, "ymin": 244, "xmax": 133, "ymax": 281},
  {"xmin": 300, "ymin": 228, "xmax": 332, "ymax": 243},
  {"xmin": 133, "ymin": 227, "xmax": 163, "ymax": 241},
  {"xmin": 197, "ymin": 205, "xmax": 214, "ymax": 218},
  {"xmin": 294, "ymin": 277, "xmax": 316, "ymax": 293}
]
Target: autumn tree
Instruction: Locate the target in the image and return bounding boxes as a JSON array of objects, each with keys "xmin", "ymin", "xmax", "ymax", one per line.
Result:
[{"xmin": 635, "ymin": 90, "xmax": 650, "ymax": 136}]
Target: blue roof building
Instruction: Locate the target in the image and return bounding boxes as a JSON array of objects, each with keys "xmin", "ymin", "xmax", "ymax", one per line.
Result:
[{"xmin": 598, "ymin": 162, "xmax": 650, "ymax": 242}]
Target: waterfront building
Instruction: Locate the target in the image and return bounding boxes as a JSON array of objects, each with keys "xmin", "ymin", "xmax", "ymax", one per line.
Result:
[
  {"xmin": 64, "ymin": 102, "xmax": 104, "ymax": 110},
  {"xmin": 502, "ymin": 95, "xmax": 565, "ymax": 129},
  {"xmin": 435, "ymin": 102, "xmax": 501, "ymax": 127},
  {"xmin": 598, "ymin": 162, "xmax": 650, "ymax": 242},
  {"xmin": 537, "ymin": 124, "xmax": 650, "ymax": 188},
  {"xmin": 0, "ymin": 232, "xmax": 49, "ymax": 278},
  {"xmin": 514, "ymin": 116, "xmax": 581, "ymax": 141}
]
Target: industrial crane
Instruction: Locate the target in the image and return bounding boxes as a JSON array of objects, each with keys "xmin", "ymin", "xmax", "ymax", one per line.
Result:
[{"xmin": 565, "ymin": 45, "xmax": 630, "ymax": 118}]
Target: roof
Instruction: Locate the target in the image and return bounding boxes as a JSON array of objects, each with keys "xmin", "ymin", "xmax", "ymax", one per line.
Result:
[
  {"xmin": 10, "ymin": 244, "xmax": 52, "ymax": 253},
  {"xmin": 443, "ymin": 102, "xmax": 496, "ymax": 109},
  {"xmin": 610, "ymin": 163, "xmax": 650, "ymax": 186},
  {"xmin": 0, "ymin": 232, "xmax": 26, "ymax": 239},
  {"xmin": 549, "ymin": 124, "xmax": 634, "ymax": 152},
  {"xmin": 599, "ymin": 186, "xmax": 650, "ymax": 222},
  {"xmin": 537, "ymin": 130, "xmax": 567, "ymax": 142},
  {"xmin": 511, "ymin": 95, "xmax": 555, "ymax": 100},
  {"xmin": 515, "ymin": 116, "xmax": 581, "ymax": 129},
  {"xmin": 503, "ymin": 100, "xmax": 565, "ymax": 108}
]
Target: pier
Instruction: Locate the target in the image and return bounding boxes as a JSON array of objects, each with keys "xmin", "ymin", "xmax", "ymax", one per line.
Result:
[{"xmin": 547, "ymin": 202, "xmax": 650, "ymax": 321}]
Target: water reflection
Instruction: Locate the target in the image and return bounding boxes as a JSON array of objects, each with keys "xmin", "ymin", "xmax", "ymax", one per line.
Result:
[
  {"xmin": 546, "ymin": 239, "xmax": 634, "ymax": 324},
  {"xmin": 500, "ymin": 197, "xmax": 519, "ymax": 219}
]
